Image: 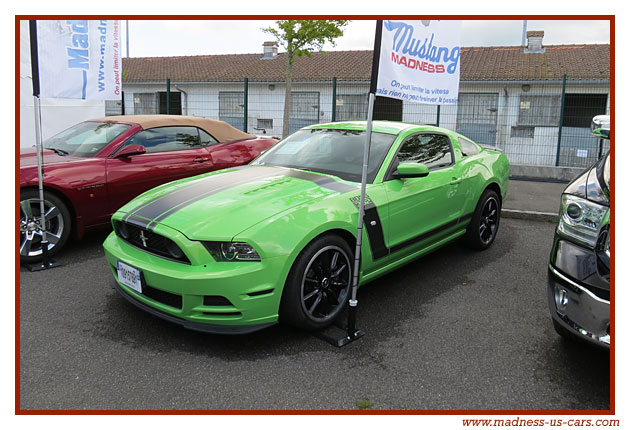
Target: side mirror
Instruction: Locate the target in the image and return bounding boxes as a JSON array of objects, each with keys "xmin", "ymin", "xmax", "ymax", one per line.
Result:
[
  {"xmin": 591, "ymin": 115, "xmax": 610, "ymax": 139},
  {"xmin": 393, "ymin": 162, "xmax": 430, "ymax": 179},
  {"xmin": 115, "ymin": 144, "xmax": 146, "ymax": 158}
]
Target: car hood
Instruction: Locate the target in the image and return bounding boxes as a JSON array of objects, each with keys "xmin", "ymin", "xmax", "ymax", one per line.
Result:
[
  {"xmin": 20, "ymin": 147, "xmax": 84, "ymax": 168},
  {"xmin": 118, "ymin": 165, "xmax": 358, "ymax": 240}
]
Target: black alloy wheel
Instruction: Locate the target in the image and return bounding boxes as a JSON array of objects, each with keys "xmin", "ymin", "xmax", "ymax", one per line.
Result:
[
  {"xmin": 300, "ymin": 245, "xmax": 351, "ymax": 322},
  {"xmin": 280, "ymin": 235, "xmax": 352, "ymax": 331},
  {"xmin": 466, "ymin": 189, "xmax": 501, "ymax": 250},
  {"xmin": 479, "ymin": 196, "xmax": 499, "ymax": 245}
]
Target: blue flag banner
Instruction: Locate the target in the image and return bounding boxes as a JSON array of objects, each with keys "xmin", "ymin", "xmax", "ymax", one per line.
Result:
[
  {"xmin": 36, "ymin": 20, "xmax": 121, "ymax": 100},
  {"xmin": 375, "ymin": 20, "xmax": 462, "ymax": 105}
]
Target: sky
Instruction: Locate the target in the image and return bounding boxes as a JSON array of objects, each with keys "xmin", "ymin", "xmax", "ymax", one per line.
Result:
[{"xmin": 125, "ymin": 19, "xmax": 611, "ymax": 58}]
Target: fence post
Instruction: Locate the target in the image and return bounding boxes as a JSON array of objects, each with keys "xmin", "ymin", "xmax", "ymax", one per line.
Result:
[
  {"xmin": 121, "ymin": 91, "xmax": 125, "ymax": 115},
  {"xmin": 436, "ymin": 104, "xmax": 441, "ymax": 127},
  {"xmin": 166, "ymin": 78, "xmax": 171, "ymax": 114},
  {"xmin": 332, "ymin": 77, "xmax": 337, "ymax": 122},
  {"xmin": 243, "ymin": 77, "xmax": 248, "ymax": 132},
  {"xmin": 555, "ymin": 74, "xmax": 567, "ymax": 166}
]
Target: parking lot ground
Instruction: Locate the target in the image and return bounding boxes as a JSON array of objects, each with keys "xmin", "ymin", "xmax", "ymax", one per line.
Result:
[{"xmin": 18, "ymin": 218, "xmax": 610, "ymax": 411}]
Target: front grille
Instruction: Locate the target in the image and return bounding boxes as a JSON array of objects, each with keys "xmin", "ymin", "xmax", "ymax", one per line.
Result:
[{"xmin": 115, "ymin": 221, "xmax": 190, "ymax": 264}]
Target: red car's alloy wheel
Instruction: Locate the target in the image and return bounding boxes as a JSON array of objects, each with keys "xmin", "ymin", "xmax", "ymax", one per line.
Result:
[{"xmin": 19, "ymin": 189, "xmax": 71, "ymax": 263}]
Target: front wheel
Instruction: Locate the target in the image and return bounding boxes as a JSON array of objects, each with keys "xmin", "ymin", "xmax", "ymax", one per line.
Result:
[
  {"xmin": 280, "ymin": 235, "xmax": 353, "ymax": 331},
  {"xmin": 466, "ymin": 189, "xmax": 501, "ymax": 250},
  {"xmin": 19, "ymin": 189, "xmax": 71, "ymax": 264}
]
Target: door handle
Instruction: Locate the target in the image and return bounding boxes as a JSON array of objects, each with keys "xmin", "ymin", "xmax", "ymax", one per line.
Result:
[
  {"xmin": 449, "ymin": 177, "xmax": 462, "ymax": 185},
  {"xmin": 193, "ymin": 157, "xmax": 209, "ymax": 163}
]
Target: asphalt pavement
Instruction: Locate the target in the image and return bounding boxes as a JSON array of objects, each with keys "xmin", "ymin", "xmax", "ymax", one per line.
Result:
[
  {"xmin": 18, "ymin": 215, "xmax": 610, "ymax": 411},
  {"xmin": 502, "ymin": 179, "xmax": 567, "ymax": 220}
]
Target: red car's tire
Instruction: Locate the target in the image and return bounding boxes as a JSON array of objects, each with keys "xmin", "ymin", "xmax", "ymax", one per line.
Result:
[{"xmin": 19, "ymin": 189, "xmax": 71, "ymax": 264}]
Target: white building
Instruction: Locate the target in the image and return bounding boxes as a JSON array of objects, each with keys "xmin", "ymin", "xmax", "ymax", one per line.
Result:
[{"xmin": 118, "ymin": 32, "xmax": 610, "ymax": 167}]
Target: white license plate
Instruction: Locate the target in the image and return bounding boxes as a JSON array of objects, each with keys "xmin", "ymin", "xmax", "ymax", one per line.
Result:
[{"xmin": 117, "ymin": 261, "xmax": 143, "ymax": 294}]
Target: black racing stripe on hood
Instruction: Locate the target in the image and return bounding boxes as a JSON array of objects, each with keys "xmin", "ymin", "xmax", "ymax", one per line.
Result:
[
  {"xmin": 123, "ymin": 165, "xmax": 251, "ymax": 223},
  {"xmin": 285, "ymin": 170, "xmax": 357, "ymax": 193},
  {"xmin": 122, "ymin": 166, "xmax": 357, "ymax": 230},
  {"xmin": 124, "ymin": 214, "xmax": 156, "ymax": 231},
  {"xmin": 146, "ymin": 169, "xmax": 357, "ymax": 229},
  {"xmin": 124, "ymin": 166, "xmax": 285, "ymax": 228}
]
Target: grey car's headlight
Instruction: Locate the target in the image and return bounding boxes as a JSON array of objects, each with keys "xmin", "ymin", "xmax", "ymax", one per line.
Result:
[
  {"xmin": 203, "ymin": 241, "xmax": 261, "ymax": 262},
  {"xmin": 557, "ymin": 194, "xmax": 608, "ymax": 248}
]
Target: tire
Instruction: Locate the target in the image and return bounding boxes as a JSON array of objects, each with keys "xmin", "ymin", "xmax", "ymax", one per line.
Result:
[
  {"xmin": 280, "ymin": 235, "xmax": 353, "ymax": 331},
  {"xmin": 19, "ymin": 189, "xmax": 71, "ymax": 264},
  {"xmin": 466, "ymin": 189, "xmax": 501, "ymax": 250}
]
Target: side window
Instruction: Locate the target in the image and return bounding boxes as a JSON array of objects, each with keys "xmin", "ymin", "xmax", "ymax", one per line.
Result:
[
  {"xmin": 397, "ymin": 134, "xmax": 453, "ymax": 170},
  {"xmin": 199, "ymin": 129, "xmax": 220, "ymax": 146},
  {"xmin": 125, "ymin": 126, "xmax": 201, "ymax": 154},
  {"xmin": 459, "ymin": 137, "xmax": 480, "ymax": 157}
]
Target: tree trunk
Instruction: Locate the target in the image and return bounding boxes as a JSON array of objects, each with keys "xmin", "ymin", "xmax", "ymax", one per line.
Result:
[{"xmin": 282, "ymin": 73, "xmax": 293, "ymax": 138}]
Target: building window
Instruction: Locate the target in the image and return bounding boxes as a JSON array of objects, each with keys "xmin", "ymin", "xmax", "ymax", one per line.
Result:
[
  {"xmin": 335, "ymin": 94, "xmax": 368, "ymax": 121},
  {"xmin": 133, "ymin": 93, "xmax": 157, "ymax": 114},
  {"xmin": 562, "ymin": 94, "xmax": 608, "ymax": 127},
  {"xmin": 518, "ymin": 95, "xmax": 561, "ymax": 126},
  {"xmin": 257, "ymin": 119, "xmax": 273, "ymax": 130},
  {"xmin": 510, "ymin": 126, "xmax": 535, "ymax": 138},
  {"xmin": 219, "ymin": 91, "xmax": 244, "ymax": 130}
]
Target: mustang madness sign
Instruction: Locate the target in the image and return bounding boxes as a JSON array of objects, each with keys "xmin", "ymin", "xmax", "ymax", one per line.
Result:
[
  {"xmin": 376, "ymin": 20, "xmax": 461, "ymax": 105},
  {"xmin": 36, "ymin": 20, "xmax": 121, "ymax": 100}
]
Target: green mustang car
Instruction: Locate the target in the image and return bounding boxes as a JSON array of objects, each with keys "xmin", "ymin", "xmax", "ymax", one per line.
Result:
[{"xmin": 103, "ymin": 121, "xmax": 509, "ymax": 334}]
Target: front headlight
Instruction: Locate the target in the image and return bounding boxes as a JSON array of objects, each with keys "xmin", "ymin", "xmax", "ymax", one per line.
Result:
[
  {"xmin": 202, "ymin": 241, "xmax": 261, "ymax": 262},
  {"xmin": 557, "ymin": 194, "xmax": 608, "ymax": 248}
]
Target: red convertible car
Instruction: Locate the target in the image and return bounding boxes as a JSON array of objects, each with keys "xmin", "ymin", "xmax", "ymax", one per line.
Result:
[{"xmin": 19, "ymin": 115, "xmax": 278, "ymax": 264}]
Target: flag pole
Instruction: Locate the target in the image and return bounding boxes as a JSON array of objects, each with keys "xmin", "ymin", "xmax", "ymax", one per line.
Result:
[
  {"xmin": 27, "ymin": 20, "xmax": 61, "ymax": 271},
  {"xmin": 346, "ymin": 19, "xmax": 383, "ymax": 340}
]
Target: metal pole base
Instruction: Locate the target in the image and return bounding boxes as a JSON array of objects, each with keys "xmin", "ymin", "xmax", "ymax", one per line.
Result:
[
  {"xmin": 312, "ymin": 319, "xmax": 365, "ymax": 348},
  {"xmin": 26, "ymin": 258, "xmax": 62, "ymax": 272},
  {"xmin": 25, "ymin": 241, "xmax": 63, "ymax": 272}
]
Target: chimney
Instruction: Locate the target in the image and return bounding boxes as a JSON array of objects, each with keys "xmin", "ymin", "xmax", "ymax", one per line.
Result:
[
  {"xmin": 262, "ymin": 41, "xmax": 278, "ymax": 59},
  {"xmin": 524, "ymin": 30, "xmax": 545, "ymax": 53}
]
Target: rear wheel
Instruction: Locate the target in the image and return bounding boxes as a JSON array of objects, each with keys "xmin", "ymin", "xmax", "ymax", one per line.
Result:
[
  {"xmin": 466, "ymin": 189, "xmax": 501, "ymax": 250},
  {"xmin": 19, "ymin": 189, "xmax": 71, "ymax": 264},
  {"xmin": 280, "ymin": 235, "xmax": 352, "ymax": 331}
]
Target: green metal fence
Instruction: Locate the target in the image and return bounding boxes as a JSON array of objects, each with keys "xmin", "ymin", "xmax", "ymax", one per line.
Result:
[{"xmin": 112, "ymin": 76, "xmax": 610, "ymax": 168}]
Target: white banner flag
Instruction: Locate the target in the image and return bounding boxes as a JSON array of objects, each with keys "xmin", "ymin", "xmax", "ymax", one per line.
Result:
[
  {"xmin": 375, "ymin": 20, "xmax": 461, "ymax": 105},
  {"xmin": 36, "ymin": 20, "xmax": 121, "ymax": 100}
]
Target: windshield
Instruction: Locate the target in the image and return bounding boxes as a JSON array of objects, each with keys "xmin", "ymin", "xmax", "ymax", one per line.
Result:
[
  {"xmin": 251, "ymin": 128, "xmax": 398, "ymax": 183},
  {"xmin": 44, "ymin": 121, "xmax": 131, "ymax": 157}
]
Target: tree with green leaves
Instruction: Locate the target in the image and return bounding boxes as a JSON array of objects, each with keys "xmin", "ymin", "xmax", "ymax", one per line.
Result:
[{"xmin": 263, "ymin": 20, "xmax": 349, "ymax": 137}]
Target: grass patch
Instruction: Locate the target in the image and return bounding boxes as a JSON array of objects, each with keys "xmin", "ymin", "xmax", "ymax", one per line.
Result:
[{"xmin": 356, "ymin": 399, "xmax": 373, "ymax": 410}]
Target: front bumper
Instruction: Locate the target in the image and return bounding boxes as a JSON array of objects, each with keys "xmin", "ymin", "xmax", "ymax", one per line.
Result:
[
  {"xmin": 547, "ymin": 266, "xmax": 610, "ymax": 348},
  {"xmin": 103, "ymin": 232, "xmax": 291, "ymax": 334}
]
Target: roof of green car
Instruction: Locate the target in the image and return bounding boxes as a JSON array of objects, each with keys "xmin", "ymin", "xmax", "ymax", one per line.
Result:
[{"xmin": 306, "ymin": 121, "xmax": 447, "ymax": 135}]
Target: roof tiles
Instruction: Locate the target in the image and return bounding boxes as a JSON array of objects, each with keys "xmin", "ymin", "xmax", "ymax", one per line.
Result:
[{"xmin": 122, "ymin": 44, "xmax": 609, "ymax": 84}]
